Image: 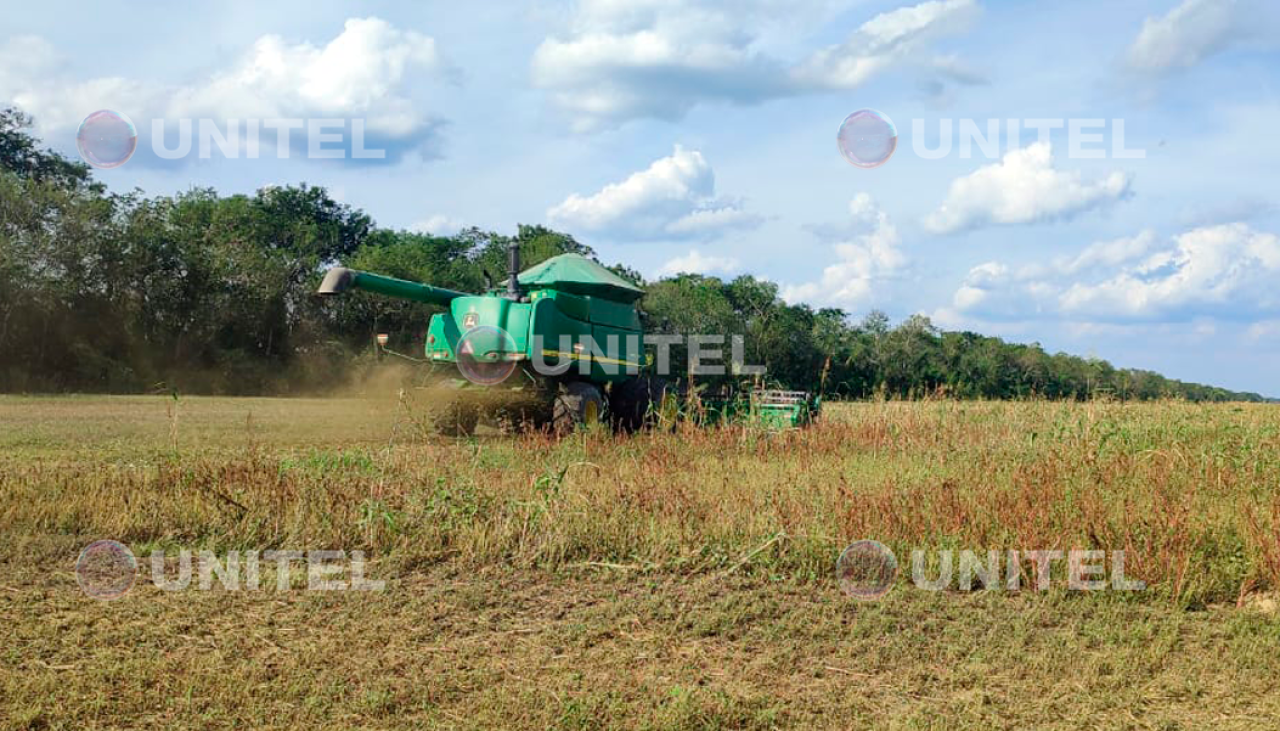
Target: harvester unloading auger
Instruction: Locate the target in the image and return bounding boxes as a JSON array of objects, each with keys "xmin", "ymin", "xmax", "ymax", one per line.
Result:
[{"xmin": 318, "ymin": 243, "xmax": 663, "ymax": 435}]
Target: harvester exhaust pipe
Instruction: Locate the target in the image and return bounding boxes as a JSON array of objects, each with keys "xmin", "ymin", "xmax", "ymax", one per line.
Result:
[
  {"xmin": 318, "ymin": 267, "xmax": 357, "ymax": 296},
  {"xmin": 506, "ymin": 242, "xmax": 522, "ymax": 299}
]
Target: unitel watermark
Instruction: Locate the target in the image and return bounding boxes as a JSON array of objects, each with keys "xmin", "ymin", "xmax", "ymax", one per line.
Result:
[
  {"xmin": 836, "ymin": 109, "xmax": 1145, "ymax": 169},
  {"xmin": 836, "ymin": 540, "xmax": 1146, "ymax": 600},
  {"xmin": 75, "ymin": 540, "xmax": 384, "ymax": 600},
  {"xmin": 442, "ymin": 330, "xmax": 765, "ymax": 387},
  {"xmin": 74, "ymin": 110, "xmax": 388, "ymax": 169}
]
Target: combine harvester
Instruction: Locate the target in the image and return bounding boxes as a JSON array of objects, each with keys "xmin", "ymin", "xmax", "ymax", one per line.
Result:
[{"xmin": 318, "ymin": 243, "xmax": 819, "ymax": 435}]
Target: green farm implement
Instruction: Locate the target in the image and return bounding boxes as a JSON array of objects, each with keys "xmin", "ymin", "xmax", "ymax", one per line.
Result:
[
  {"xmin": 318, "ymin": 243, "xmax": 818, "ymax": 435},
  {"xmin": 699, "ymin": 388, "xmax": 822, "ymax": 430}
]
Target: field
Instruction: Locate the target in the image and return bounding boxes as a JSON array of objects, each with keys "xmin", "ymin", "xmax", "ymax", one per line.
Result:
[{"xmin": 3, "ymin": 394, "xmax": 1280, "ymax": 730}]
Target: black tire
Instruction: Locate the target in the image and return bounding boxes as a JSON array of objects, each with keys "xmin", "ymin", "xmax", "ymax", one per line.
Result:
[
  {"xmin": 610, "ymin": 377, "xmax": 672, "ymax": 432},
  {"xmin": 609, "ymin": 378, "xmax": 648, "ymax": 432},
  {"xmin": 553, "ymin": 381, "xmax": 606, "ymax": 434}
]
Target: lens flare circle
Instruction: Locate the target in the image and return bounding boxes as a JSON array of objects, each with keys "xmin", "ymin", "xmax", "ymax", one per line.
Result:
[
  {"xmin": 456, "ymin": 325, "xmax": 520, "ymax": 386},
  {"xmin": 75, "ymin": 540, "xmax": 137, "ymax": 600},
  {"xmin": 837, "ymin": 109, "xmax": 897, "ymax": 169},
  {"xmin": 836, "ymin": 540, "xmax": 898, "ymax": 600},
  {"xmin": 76, "ymin": 110, "xmax": 138, "ymax": 169}
]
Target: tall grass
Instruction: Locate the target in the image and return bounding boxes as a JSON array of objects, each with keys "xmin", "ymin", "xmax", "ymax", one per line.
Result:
[{"xmin": 2, "ymin": 397, "xmax": 1278, "ymax": 605}]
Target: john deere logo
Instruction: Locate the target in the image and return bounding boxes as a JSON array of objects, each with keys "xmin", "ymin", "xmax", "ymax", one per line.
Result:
[{"xmin": 463, "ymin": 312, "xmax": 479, "ymax": 329}]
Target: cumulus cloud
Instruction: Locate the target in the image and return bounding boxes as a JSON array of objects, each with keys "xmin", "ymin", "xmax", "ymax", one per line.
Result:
[
  {"xmin": 1, "ymin": 36, "xmax": 158, "ymax": 134},
  {"xmin": 546, "ymin": 145, "xmax": 762, "ymax": 240},
  {"xmin": 0, "ymin": 18, "xmax": 448, "ymax": 162},
  {"xmin": 410, "ymin": 214, "xmax": 464, "ymax": 235},
  {"xmin": 1058, "ymin": 231, "xmax": 1157, "ymax": 275},
  {"xmin": 946, "ymin": 223, "xmax": 1280, "ymax": 323},
  {"xmin": 782, "ymin": 193, "xmax": 906, "ymax": 308},
  {"xmin": 794, "ymin": 0, "xmax": 979, "ymax": 89},
  {"xmin": 1059, "ymin": 223, "xmax": 1280, "ymax": 318},
  {"xmin": 531, "ymin": 0, "xmax": 791, "ymax": 130},
  {"xmin": 1126, "ymin": 0, "xmax": 1280, "ymax": 75},
  {"xmin": 170, "ymin": 18, "xmax": 443, "ymax": 138},
  {"xmin": 941, "ymin": 261, "xmax": 1055, "ymax": 322},
  {"xmin": 923, "ymin": 142, "xmax": 1132, "ymax": 234},
  {"xmin": 655, "ymin": 250, "xmax": 741, "ymax": 277},
  {"xmin": 533, "ymin": 0, "xmax": 979, "ymax": 130}
]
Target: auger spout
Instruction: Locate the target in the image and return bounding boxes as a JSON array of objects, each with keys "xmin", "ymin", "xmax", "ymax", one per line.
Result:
[{"xmin": 317, "ymin": 268, "xmax": 472, "ymax": 306}]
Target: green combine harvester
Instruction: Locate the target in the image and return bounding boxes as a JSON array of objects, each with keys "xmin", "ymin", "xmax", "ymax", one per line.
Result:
[{"xmin": 318, "ymin": 243, "xmax": 818, "ymax": 435}]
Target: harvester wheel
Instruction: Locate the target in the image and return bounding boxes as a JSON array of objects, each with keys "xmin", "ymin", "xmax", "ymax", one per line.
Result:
[
  {"xmin": 553, "ymin": 381, "xmax": 606, "ymax": 434},
  {"xmin": 610, "ymin": 376, "xmax": 668, "ymax": 432}
]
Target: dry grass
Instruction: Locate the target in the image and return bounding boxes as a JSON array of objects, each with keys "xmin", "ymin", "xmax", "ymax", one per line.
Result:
[{"xmin": 2, "ymin": 394, "xmax": 1280, "ymax": 729}]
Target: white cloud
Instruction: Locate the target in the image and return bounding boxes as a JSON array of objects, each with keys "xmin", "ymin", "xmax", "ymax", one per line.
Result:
[
  {"xmin": 1059, "ymin": 223, "xmax": 1280, "ymax": 318},
  {"xmin": 942, "ymin": 260, "xmax": 1054, "ymax": 321},
  {"xmin": 169, "ymin": 18, "xmax": 443, "ymax": 138},
  {"xmin": 546, "ymin": 145, "xmax": 761, "ymax": 239},
  {"xmin": 782, "ymin": 193, "xmax": 906, "ymax": 308},
  {"xmin": 794, "ymin": 0, "xmax": 979, "ymax": 89},
  {"xmin": 655, "ymin": 250, "xmax": 741, "ymax": 277},
  {"xmin": 955, "ymin": 233, "xmax": 1155, "ymax": 284},
  {"xmin": 410, "ymin": 214, "xmax": 464, "ymax": 235},
  {"xmin": 1126, "ymin": 0, "xmax": 1280, "ymax": 75},
  {"xmin": 947, "ymin": 223, "xmax": 1280, "ymax": 323},
  {"xmin": 923, "ymin": 142, "xmax": 1132, "ymax": 234},
  {"xmin": 1, "ymin": 36, "xmax": 158, "ymax": 135},
  {"xmin": 1058, "ymin": 231, "xmax": 1156, "ymax": 275},
  {"xmin": 1, "ymin": 18, "xmax": 446, "ymax": 156},
  {"xmin": 664, "ymin": 206, "xmax": 762, "ymax": 236},
  {"xmin": 531, "ymin": 0, "xmax": 790, "ymax": 130},
  {"xmin": 533, "ymin": 0, "xmax": 979, "ymax": 130}
]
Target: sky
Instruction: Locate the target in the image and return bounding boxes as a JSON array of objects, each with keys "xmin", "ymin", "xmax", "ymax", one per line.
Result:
[{"xmin": 3, "ymin": 0, "xmax": 1279, "ymax": 395}]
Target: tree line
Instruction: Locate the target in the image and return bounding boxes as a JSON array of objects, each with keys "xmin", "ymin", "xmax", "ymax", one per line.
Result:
[{"xmin": 0, "ymin": 108, "xmax": 1266, "ymax": 401}]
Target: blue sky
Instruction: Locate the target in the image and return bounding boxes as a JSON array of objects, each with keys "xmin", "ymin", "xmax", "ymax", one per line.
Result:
[{"xmin": 3, "ymin": 0, "xmax": 1279, "ymax": 395}]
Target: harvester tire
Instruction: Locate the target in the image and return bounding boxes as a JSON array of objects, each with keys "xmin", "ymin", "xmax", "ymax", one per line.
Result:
[
  {"xmin": 553, "ymin": 381, "xmax": 606, "ymax": 434},
  {"xmin": 610, "ymin": 376, "xmax": 667, "ymax": 432}
]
